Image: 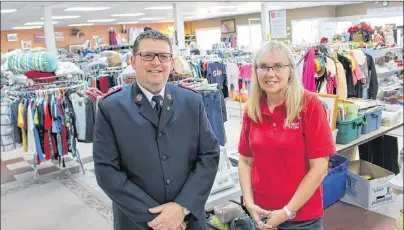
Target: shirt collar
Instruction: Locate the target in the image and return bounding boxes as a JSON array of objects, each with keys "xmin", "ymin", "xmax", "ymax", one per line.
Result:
[
  {"xmin": 260, "ymin": 94, "xmax": 286, "ymax": 116},
  {"xmin": 137, "ymin": 83, "xmax": 165, "ymax": 105}
]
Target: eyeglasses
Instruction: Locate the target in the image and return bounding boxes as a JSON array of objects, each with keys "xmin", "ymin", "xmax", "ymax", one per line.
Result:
[
  {"xmin": 135, "ymin": 52, "xmax": 173, "ymax": 62},
  {"xmin": 256, "ymin": 64, "xmax": 289, "ymax": 74}
]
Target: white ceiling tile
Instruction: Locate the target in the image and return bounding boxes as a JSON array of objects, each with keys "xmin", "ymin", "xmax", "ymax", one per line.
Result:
[{"xmin": 1, "ymin": 1, "xmax": 360, "ymax": 30}]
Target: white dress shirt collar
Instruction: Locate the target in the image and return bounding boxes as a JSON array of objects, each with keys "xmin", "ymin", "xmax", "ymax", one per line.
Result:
[{"xmin": 137, "ymin": 83, "xmax": 165, "ymax": 106}]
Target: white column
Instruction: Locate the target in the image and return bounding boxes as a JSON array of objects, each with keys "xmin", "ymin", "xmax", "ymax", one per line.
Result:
[
  {"xmin": 43, "ymin": 6, "xmax": 57, "ymax": 55},
  {"xmin": 173, "ymin": 3, "xmax": 185, "ymax": 50},
  {"xmin": 261, "ymin": 3, "xmax": 270, "ymax": 41}
]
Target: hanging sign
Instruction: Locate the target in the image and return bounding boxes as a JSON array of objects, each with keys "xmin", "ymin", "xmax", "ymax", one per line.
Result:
[{"xmin": 270, "ymin": 10, "xmax": 287, "ymax": 39}]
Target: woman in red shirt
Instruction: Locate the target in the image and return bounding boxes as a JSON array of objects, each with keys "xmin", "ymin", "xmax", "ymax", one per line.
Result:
[{"xmin": 238, "ymin": 41, "xmax": 336, "ymax": 230}]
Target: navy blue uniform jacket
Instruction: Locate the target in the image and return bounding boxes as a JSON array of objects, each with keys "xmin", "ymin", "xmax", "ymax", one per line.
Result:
[{"xmin": 93, "ymin": 82, "xmax": 220, "ymax": 230}]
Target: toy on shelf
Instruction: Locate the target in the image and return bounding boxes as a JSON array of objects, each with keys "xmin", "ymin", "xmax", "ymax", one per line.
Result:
[{"xmin": 384, "ymin": 25, "xmax": 395, "ymax": 47}]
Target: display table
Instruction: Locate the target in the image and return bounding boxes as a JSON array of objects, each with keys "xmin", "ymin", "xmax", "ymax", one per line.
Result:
[
  {"xmin": 205, "ymin": 184, "xmax": 242, "ymax": 210},
  {"xmin": 208, "ymin": 123, "xmax": 403, "ymax": 212}
]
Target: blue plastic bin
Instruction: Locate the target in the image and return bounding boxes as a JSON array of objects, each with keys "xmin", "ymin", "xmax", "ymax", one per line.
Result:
[
  {"xmin": 361, "ymin": 108, "xmax": 383, "ymax": 134},
  {"xmin": 323, "ymin": 154, "xmax": 349, "ymax": 209}
]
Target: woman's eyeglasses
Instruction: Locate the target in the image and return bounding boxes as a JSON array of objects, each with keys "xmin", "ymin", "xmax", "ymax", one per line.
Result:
[
  {"xmin": 135, "ymin": 52, "xmax": 173, "ymax": 62},
  {"xmin": 256, "ymin": 64, "xmax": 289, "ymax": 74}
]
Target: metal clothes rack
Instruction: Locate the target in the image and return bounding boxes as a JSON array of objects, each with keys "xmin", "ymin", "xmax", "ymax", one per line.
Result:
[{"xmin": 2, "ymin": 80, "xmax": 88, "ymax": 179}]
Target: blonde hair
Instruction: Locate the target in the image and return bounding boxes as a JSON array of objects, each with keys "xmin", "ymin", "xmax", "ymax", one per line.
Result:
[{"xmin": 246, "ymin": 40, "xmax": 305, "ymax": 126}]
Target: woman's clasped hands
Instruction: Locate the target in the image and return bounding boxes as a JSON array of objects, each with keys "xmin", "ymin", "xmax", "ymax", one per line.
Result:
[{"xmin": 246, "ymin": 204, "xmax": 289, "ymax": 230}]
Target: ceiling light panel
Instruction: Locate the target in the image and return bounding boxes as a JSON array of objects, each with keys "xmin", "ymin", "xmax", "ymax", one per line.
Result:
[
  {"xmin": 144, "ymin": 6, "xmax": 173, "ymax": 10},
  {"xmin": 116, "ymin": 22, "xmax": 138, "ymax": 24},
  {"xmin": 111, "ymin": 13, "xmax": 145, "ymax": 17},
  {"xmin": 87, "ymin": 19, "xmax": 117, "ymax": 22},
  {"xmin": 25, "ymin": 21, "xmax": 59, "ymax": 25},
  {"xmin": 138, "ymin": 17, "xmax": 164, "ymax": 20},
  {"xmin": 64, "ymin": 7, "xmax": 110, "ymax": 11},
  {"xmin": 215, "ymin": 6, "xmax": 239, "ymax": 9},
  {"xmin": 12, "ymin": 26, "xmax": 43, "ymax": 30},
  {"xmin": 1, "ymin": 9, "xmax": 17, "ymax": 13},
  {"xmin": 214, "ymin": 12, "xmax": 240, "ymax": 15},
  {"xmin": 41, "ymin": 16, "xmax": 81, "ymax": 19},
  {"xmin": 68, "ymin": 23, "xmax": 94, "ymax": 27}
]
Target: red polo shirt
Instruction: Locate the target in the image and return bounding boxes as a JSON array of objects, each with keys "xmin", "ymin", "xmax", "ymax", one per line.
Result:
[{"xmin": 238, "ymin": 91, "xmax": 336, "ymax": 221}]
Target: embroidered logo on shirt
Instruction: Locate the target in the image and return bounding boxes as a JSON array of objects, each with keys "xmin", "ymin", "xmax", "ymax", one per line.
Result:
[{"xmin": 284, "ymin": 121, "xmax": 300, "ymax": 129}]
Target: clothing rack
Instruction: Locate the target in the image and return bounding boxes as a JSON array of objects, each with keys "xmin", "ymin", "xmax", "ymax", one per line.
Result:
[
  {"xmin": 172, "ymin": 78, "xmax": 227, "ymax": 146},
  {"xmin": 223, "ymin": 55, "xmax": 252, "ymax": 64},
  {"xmin": 2, "ymin": 80, "xmax": 88, "ymax": 179}
]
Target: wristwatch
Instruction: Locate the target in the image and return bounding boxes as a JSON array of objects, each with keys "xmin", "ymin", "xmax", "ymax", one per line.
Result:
[
  {"xmin": 178, "ymin": 203, "xmax": 190, "ymax": 215},
  {"xmin": 283, "ymin": 206, "xmax": 296, "ymax": 220}
]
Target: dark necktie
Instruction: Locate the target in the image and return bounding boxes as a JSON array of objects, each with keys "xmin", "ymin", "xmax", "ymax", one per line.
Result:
[{"xmin": 152, "ymin": 95, "xmax": 163, "ymax": 117}]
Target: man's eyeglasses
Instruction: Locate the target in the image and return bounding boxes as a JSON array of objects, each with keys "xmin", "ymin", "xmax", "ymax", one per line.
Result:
[
  {"xmin": 135, "ymin": 52, "xmax": 173, "ymax": 62},
  {"xmin": 256, "ymin": 64, "xmax": 289, "ymax": 74}
]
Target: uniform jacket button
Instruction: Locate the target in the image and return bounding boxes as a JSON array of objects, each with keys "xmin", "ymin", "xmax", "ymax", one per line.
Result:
[
  {"xmin": 162, "ymin": 155, "xmax": 167, "ymax": 161},
  {"xmin": 158, "ymin": 132, "xmax": 163, "ymax": 138},
  {"xmin": 166, "ymin": 179, "xmax": 171, "ymax": 185}
]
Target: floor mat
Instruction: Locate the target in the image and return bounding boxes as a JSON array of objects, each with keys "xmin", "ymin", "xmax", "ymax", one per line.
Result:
[{"xmin": 1, "ymin": 175, "xmax": 113, "ymax": 230}]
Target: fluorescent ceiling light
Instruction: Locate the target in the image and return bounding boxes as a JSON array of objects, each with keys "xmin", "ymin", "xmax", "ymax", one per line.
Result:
[
  {"xmin": 184, "ymin": 16, "xmax": 201, "ymax": 19},
  {"xmin": 64, "ymin": 7, "xmax": 110, "ymax": 12},
  {"xmin": 138, "ymin": 17, "xmax": 164, "ymax": 20},
  {"xmin": 144, "ymin": 6, "xmax": 173, "ymax": 10},
  {"xmin": 216, "ymin": 6, "xmax": 239, "ymax": 9},
  {"xmin": 1, "ymin": 9, "xmax": 17, "ymax": 13},
  {"xmin": 12, "ymin": 26, "xmax": 42, "ymax": 30},
  {"xmin": 41, "ymin": 15, "xmax": 81, "ymax": 19},
  {"xmin": 268, "ymin": 6, "xmax": 284, "ymax": 10},
  {"xmin": 87, "ymin": 19, "xmax": 117, "ymax": 22},
  {"xmin": 116, "ymin": 21, "xmax": 138, "ymax": 24},
  {"xmin": 168, "ymin": 12, "xmax": 196, "ymax": 15},
  {"xmin": 68, "ymin": 23, "xmax": 94, "ymax": 27},
  {"xmin": 159, "ymin": 20, "xmax": 173, "ymax": 23},
  {"xmin": 111, "ymin": 13, "xmax": 145, "ymax": 17},
  {"xmin": 214, "ymin": 12, "xmax": 239, "ymax": 15},
  {"xmin": 25, "ymin": 21, "xmax": 59, "ymax": 25}
]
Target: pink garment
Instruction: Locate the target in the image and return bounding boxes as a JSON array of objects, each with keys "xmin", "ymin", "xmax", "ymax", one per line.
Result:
[
  {"xmin": 230, "ymin": 36, "xmax": 237, "ymax": 48},
  {"xmin": 239, "ymin": 64, "xmax": 253, "ymax": 81},
  {"xmin": 326, "ymin": 72, "xmax": 337, "ymax": 94},
  {"xmin": 302, "ymin": 48, "xmax": 316, "ymax": 92},
  {"xmin": 350, "ymin": 51, "xmax": 364, "ymax": 83}
]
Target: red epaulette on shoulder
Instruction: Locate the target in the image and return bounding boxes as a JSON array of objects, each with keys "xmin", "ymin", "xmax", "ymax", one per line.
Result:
[
  {"xmin": 101, "ymin": 87, "xmax": 123, "ymax": 100},
  {"xmin": 178, "ymin": 84, "xmax": 200, "ymax": 94}
]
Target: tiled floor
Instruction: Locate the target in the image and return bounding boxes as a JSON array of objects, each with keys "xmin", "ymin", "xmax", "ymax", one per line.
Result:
[{"xmin": 1, "ymin": 99, "xmax": 402, "ymax": 230}]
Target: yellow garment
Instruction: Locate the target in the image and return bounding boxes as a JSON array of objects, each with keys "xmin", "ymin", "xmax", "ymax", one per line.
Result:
[
  {"xmin": 33, "ymin": 107, "xmax": 39, "ymax": 125},
  {"xmin": 344, "ymin": 54, "xmax": 356, "ymax": 73},
  {"xmin": 17, "ymin": 103, "xmax": 27, "ymax": 152}
]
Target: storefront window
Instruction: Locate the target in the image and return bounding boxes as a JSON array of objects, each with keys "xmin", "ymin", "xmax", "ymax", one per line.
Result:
[
  {"xmin": 237, "ymin": 23, "xmax": 263, "ymax": 52},
  {"xmin": 292, "ymin": 19, "xmax": 319, "ymax": 45},
  {"xmin": 195, "ymin": 27, "xmax": 221, "ymax": 51}
]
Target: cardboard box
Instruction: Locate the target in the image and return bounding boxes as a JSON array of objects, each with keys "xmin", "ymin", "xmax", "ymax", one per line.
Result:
[{"xmin": 345, "ymin": 160, "xmax": 395, "ymax": 209}]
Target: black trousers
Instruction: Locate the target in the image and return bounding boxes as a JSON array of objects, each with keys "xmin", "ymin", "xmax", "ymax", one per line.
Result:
[
  {"xmin": 278, "ymin": 217, "xmax": 323, "ymax": 230},
  {"xmin": 359, "ymin": 135, "xmax": 399, "ymax": 174}
]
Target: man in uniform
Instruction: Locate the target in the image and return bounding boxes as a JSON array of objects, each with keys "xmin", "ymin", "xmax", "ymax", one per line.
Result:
[{"xmin": 93, "ymin": 30, "xmax": 220, "ymax": 230}]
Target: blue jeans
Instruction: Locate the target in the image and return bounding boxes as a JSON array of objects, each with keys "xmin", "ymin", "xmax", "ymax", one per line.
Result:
[
  {"xmin": 200, "ymin": 90, "xmax": 225, "ymax": 146},
  {"xmin": 277, "ymin": 217, "xmax": 323, "ymax": 230}
]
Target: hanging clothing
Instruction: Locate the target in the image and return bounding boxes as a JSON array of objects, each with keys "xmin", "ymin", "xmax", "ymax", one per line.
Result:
[
  {"xmin": 364, "ymin": 53, "xmax": 379, "ymax": 100},
  {"xmin": 302, "ymin": 48, "xmax": 316, "ymax": 92},
  {"xmin": 337, "ymin": 54, "xmax": 356, "ymax": 98},
  {"xmin": 334, "ymin": 58, "xmax": 348, "ymax": 100}
]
